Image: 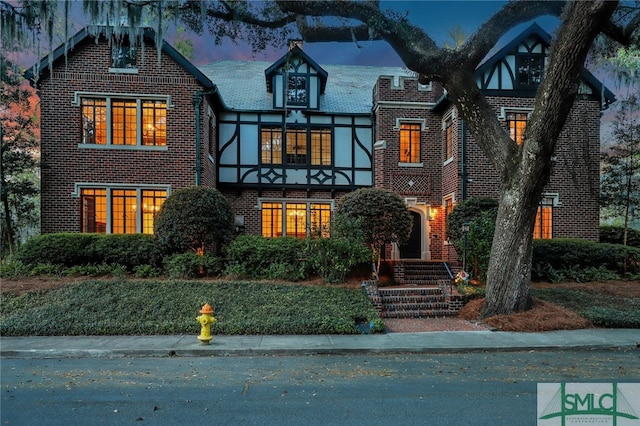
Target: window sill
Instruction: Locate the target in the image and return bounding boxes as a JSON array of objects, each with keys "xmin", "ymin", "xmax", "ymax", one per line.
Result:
[
  {"xmin": 78, "ymin": 144, "xmax": 168, "ymax": 152},
  {"xmin": 443, "ymin": 157, "xmax": 454, "ymax": 166},
  {"xmin": 108, "ymin": 68, "xmax": 139, "ymax": 74},
  {"xmin": 398, "ymin": 162, "xmax": 424, "ymax": 168}
]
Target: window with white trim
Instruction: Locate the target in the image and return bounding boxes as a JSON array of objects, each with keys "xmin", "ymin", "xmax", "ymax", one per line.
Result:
[
  {"xmin": 400, "ymin": 122, "xmax": 421, "ymax": 163},
  {"xmin": 80, "ymin": 187, "xmax": 167, "ymax": 234},
  {"xmin": 81, "ymin": 96, "xmax": 167, "ymax": 146},
  {"xmin": 533, "ymin": 197, "xmax": 554, "ymax": 239},
  {"xmin": 261, "ymin": 201, "xmax": 332, "ymax": 238}
]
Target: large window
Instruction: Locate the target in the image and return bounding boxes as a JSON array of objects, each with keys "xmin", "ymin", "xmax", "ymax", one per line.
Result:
[
  {"xmin": 506, "ymin": 112, "xmax": 528, "ymax": 145},
  {"xmin": 81, "ymin": 96, "xmax": 167, "ymax": 147},
  {"xmin": 261, "ymin": 201, "xmax": 332, "ymax": 238},
  {"xmin": 286, "ymin": 128, "xmax": 307, "ymax": 165},
  {"xmin": 80, "ymin": 187, "xmax": 167, "ymax": 234},
  {"xmin": 533, "ymin": 198, "xmax": 553, "ymax": 239},
  {"xmin": 400, "ymin": 123, "xmax": 421, "ymax": 163},
  {"xmin": 263, "ymin": 127, "xmax": 331, "ymax": 166}
]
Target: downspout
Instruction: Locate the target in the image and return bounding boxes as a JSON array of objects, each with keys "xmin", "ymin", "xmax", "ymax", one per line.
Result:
[
  {"xmin": 461, "ymin": 119, "xmax": 467, "ymax": 201},
  {"xmin": 193, "ymin": 92, "xmax": 203, "ymax": 186}
]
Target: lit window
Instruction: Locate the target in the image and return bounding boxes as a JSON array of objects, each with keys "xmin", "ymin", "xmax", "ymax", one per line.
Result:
[
  {"xmin": 286, "ymin": 203, "xmax": 307, "ymax": 238},
  {"xmin": 507, "ymin": 112, "xmax": 528, "ymax": 145},
  {"xmin": 112, "ymin": 189, "xmax": 138, "ymax": 234},
  {"xmin": 81, "ymin": 189, "xmax": 107, "ymax": 233},
  {"xmin": 82, "ymin": 99, "xmax": 107, "ymax": 144},
  {"xmin": 287, "ymin": 75, "xmax": 307, "ymax": 106},
  {"xmin": 111, "ymin": 41, "xmax": 137, "ymax": 69},
  {"xmin": 444, "ymin": 196, "xmax": 455, "ymax": 217},
  {"xmin": 261, "ymin": 201, "xmax": 332, "ymax": 238},
  {"xmin": 142, "ymin": 101, "xmax": 167, "ymax": 146},
  {"xmin": 310, "ymin": 203, "xmax": 331, "ymax": 237},
  {"xmin": 310, "ymin": 128, "xmax": 331, "ymax": 165},
  {"xmin": 261, "ymin": 127, "xmax": 283, "ymax": 164},
  {"xmin": 400, "ymin": 123, "xmax": 421, "ymax": 163},
  {"xmin": 141, "ymin": 190, "xmax": 166, "ymax": 234},
  {"xmin": 533, "ymin": 198, "xmax": 553, "ymax": 239},
  {"xmin": 112, "ymin": 100, "xmax": 137, "ymax": 145},
  {"xmin": 80, "ymin": 97, "xmax": 167, "ymax": 147},
  {"xmin": 80, "ymin": 187, "xmax": 167, "ymax": 234},
  {"xmin": 261, "ymin": 202, "xmax": 282, "ymax": 237},
  {"xmin": 517, "ymin": 54, "xmax": 543, "ymax": 86},
  {"xmin": 444, "ymin": 118, "xmax": 454, "ymax": 160},
  {"xmin": 286, "ymin": 128, "xmax": 307, "ymax": 165}
]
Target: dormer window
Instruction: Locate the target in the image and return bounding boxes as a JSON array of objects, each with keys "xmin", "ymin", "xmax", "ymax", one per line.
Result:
[
  {"xmin": 517, "ymin": 53, "xmax": 543, "ymax": 87},
  {"xmin": 111, "ymin": 39, "xmax": 137, "ymax": 70},
  {"xmin": 287, "ymin": 74, "xmax": 308, "ymax": 106}
]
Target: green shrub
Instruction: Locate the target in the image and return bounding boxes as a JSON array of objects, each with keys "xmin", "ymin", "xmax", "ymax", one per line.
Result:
[
  {"xmin": 0, "ymin": 260, "xmax": 30, "ymax": 278},
  {"xmin": 14, "ymin": 233, "xmax": 163, "ymax": 271},
  {"xmin": 445, "ymin": 198, "xmax": 498, "ymax": 278},
  {"xmin": 29, "ymin": 263, "xmax": 65, "ymax": 277},
  {"xmin": 65, "ymin": 263, "xmax": 126, "ymax": 277},
  {"xmin": 134, "ymin": 264, "xmax": 162, "ymax": 278},
  {"xmin": 224, "ymin": 235, "xmax": 309, "ymax": 280},
  {"xmin": 306, "ymin": 215, "xmax": 370, "ymax": 283},
  {"xmin": 600, "ymin": 226, "xmax": 640, "ymax": 248},
  {"xmin": 336, "ymin": 188, "xmax": 412, "ymax": 275},
  {"xmin": 14, "ymin": 233, "xmax": 99, "ymax": 267},
  {"xmin": 456, "ymin": 282, "xmax": 486, "ymax": 302},
  {"xmin": 532, "ymin": 239, "xmax": 640, "ymax": 281},
  {"xmin": 164, "ymin": 252, "xmax": 223, "ymax": 279},
  {"xmin": 92, "ymin": 234, "xmax": 162, "ymax": 271},
  {"xmin": 154, "ymin": 186, "xmax": 234, "ymax": 255}
]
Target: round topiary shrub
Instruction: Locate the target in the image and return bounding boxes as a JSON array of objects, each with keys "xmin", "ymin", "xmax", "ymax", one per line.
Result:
[{"xmin": 154, "ymin": 186, "xmax": 234, "ymax": 255}]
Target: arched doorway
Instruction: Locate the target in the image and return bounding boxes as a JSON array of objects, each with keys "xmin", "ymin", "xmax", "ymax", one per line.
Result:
[{"xmin": 400, "ymin": 210, "xmax": 422, "ymax": 259}]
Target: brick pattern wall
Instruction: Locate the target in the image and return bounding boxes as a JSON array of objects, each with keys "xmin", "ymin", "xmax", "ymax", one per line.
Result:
[
  {"xmin": 37, "ymin": 35, "xmax": 210, "ymax": 233},
  {"xmin": 374, "ymin": 77, "xmax": 603, "ymax": 261}
]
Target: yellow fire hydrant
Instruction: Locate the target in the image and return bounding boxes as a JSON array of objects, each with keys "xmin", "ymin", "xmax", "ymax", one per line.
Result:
[{"xmin": 196, "ymin": 303, "xmax": 217, "ymax": 345}]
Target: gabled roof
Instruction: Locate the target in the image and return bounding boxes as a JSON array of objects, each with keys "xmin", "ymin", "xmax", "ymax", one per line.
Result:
[
  {"xmin": 199, "ymin": 60, "xmax": 408, "ymax": 114},
  {"xmin": 475, "ymin": 23, "xmax": 615, "ymax": 105},
  {"xmin": 264, "ymin": 46, "xmax": 329, "ymax": 93},
  {"xmin": 24, "ymin": 27, "xmax": 215, "ymax": 91}
]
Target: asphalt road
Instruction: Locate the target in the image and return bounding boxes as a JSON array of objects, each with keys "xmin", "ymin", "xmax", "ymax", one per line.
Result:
[{"xmin": 2, "ymin": 349, "xmax": 639, "ymax": 425}]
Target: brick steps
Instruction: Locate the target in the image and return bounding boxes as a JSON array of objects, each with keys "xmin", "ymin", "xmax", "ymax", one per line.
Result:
[{"xmin": 362, "ymin": 261, "xmax": 463, "ymax": 319}]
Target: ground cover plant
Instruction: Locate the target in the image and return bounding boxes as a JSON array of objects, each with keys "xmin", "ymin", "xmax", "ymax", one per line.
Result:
[{"xmin": 0, "ymin": 278, "xmax": 384, "ymax": 336}]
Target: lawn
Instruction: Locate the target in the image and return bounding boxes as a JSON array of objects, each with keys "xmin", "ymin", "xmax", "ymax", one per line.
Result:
[{"xmin": 0, "ymin": 278, "xmax": 383, "ymax": 336}]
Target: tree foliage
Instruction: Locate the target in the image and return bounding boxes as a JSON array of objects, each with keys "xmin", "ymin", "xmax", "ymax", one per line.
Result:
[
  {"xmin": 446, "ymin": 198, "xmax": 498, "ymax": 279},
  {"xmin": 336, "ymin": 188, "xmax": 412, "ymax": 276},
  {"xmin": 0, "ymin": 54, "xmax": 39, "ymax": 257},
  {"xmin": 154, "ymin": 186, "xmax": 234, "ymax": 255},
  {"xmin": 600, "ymin": 94, "xmax": 640, "ymax": 242}
]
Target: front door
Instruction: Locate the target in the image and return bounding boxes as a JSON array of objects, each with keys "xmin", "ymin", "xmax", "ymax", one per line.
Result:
[{"xmin": 400, "ymin": 211, "xmax": 422, "ymax": 259}]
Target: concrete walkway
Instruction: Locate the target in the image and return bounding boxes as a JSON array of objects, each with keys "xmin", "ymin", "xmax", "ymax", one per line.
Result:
[{"xmin": 1, "ymin": 329, "xmax": 638, "ymax": 358}]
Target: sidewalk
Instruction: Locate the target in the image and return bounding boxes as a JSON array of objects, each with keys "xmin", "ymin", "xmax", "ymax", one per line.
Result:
[{"xmin": 1, "ymin": 329, "xmax": 638, "ymax": 358}]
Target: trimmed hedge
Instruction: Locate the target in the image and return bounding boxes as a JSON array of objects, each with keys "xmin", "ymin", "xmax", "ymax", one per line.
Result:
[
  {"xmin": 224, "ymin": 235, "xmax": 309, "ymax": 281},
  {"xmin": 532, "ymin": 238, "xmax": 640, "ymax": 281},
  {"xmin": 14, "ymin": 233, "xmax": 162, "ymax": 271},
  {"xmin": 600, "ymin": 226, "xmax": 640, "ymax": 248}
]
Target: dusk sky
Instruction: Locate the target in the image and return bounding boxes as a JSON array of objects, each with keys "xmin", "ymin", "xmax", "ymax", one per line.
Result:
[{"xmin": 17, "ymin": 1, "xmax": 616, "ymax": 137}]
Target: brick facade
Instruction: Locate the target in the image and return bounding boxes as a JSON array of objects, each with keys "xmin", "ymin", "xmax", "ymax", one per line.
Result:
[{"xmin": 30, "ymin": 25, "xmax": 608, "ymax": 258}]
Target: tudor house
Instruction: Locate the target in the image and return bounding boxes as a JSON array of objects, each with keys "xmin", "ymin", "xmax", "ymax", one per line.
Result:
[{"xmin": 26, "ymin": 23, "xmax": 614, "ymax": 264}]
